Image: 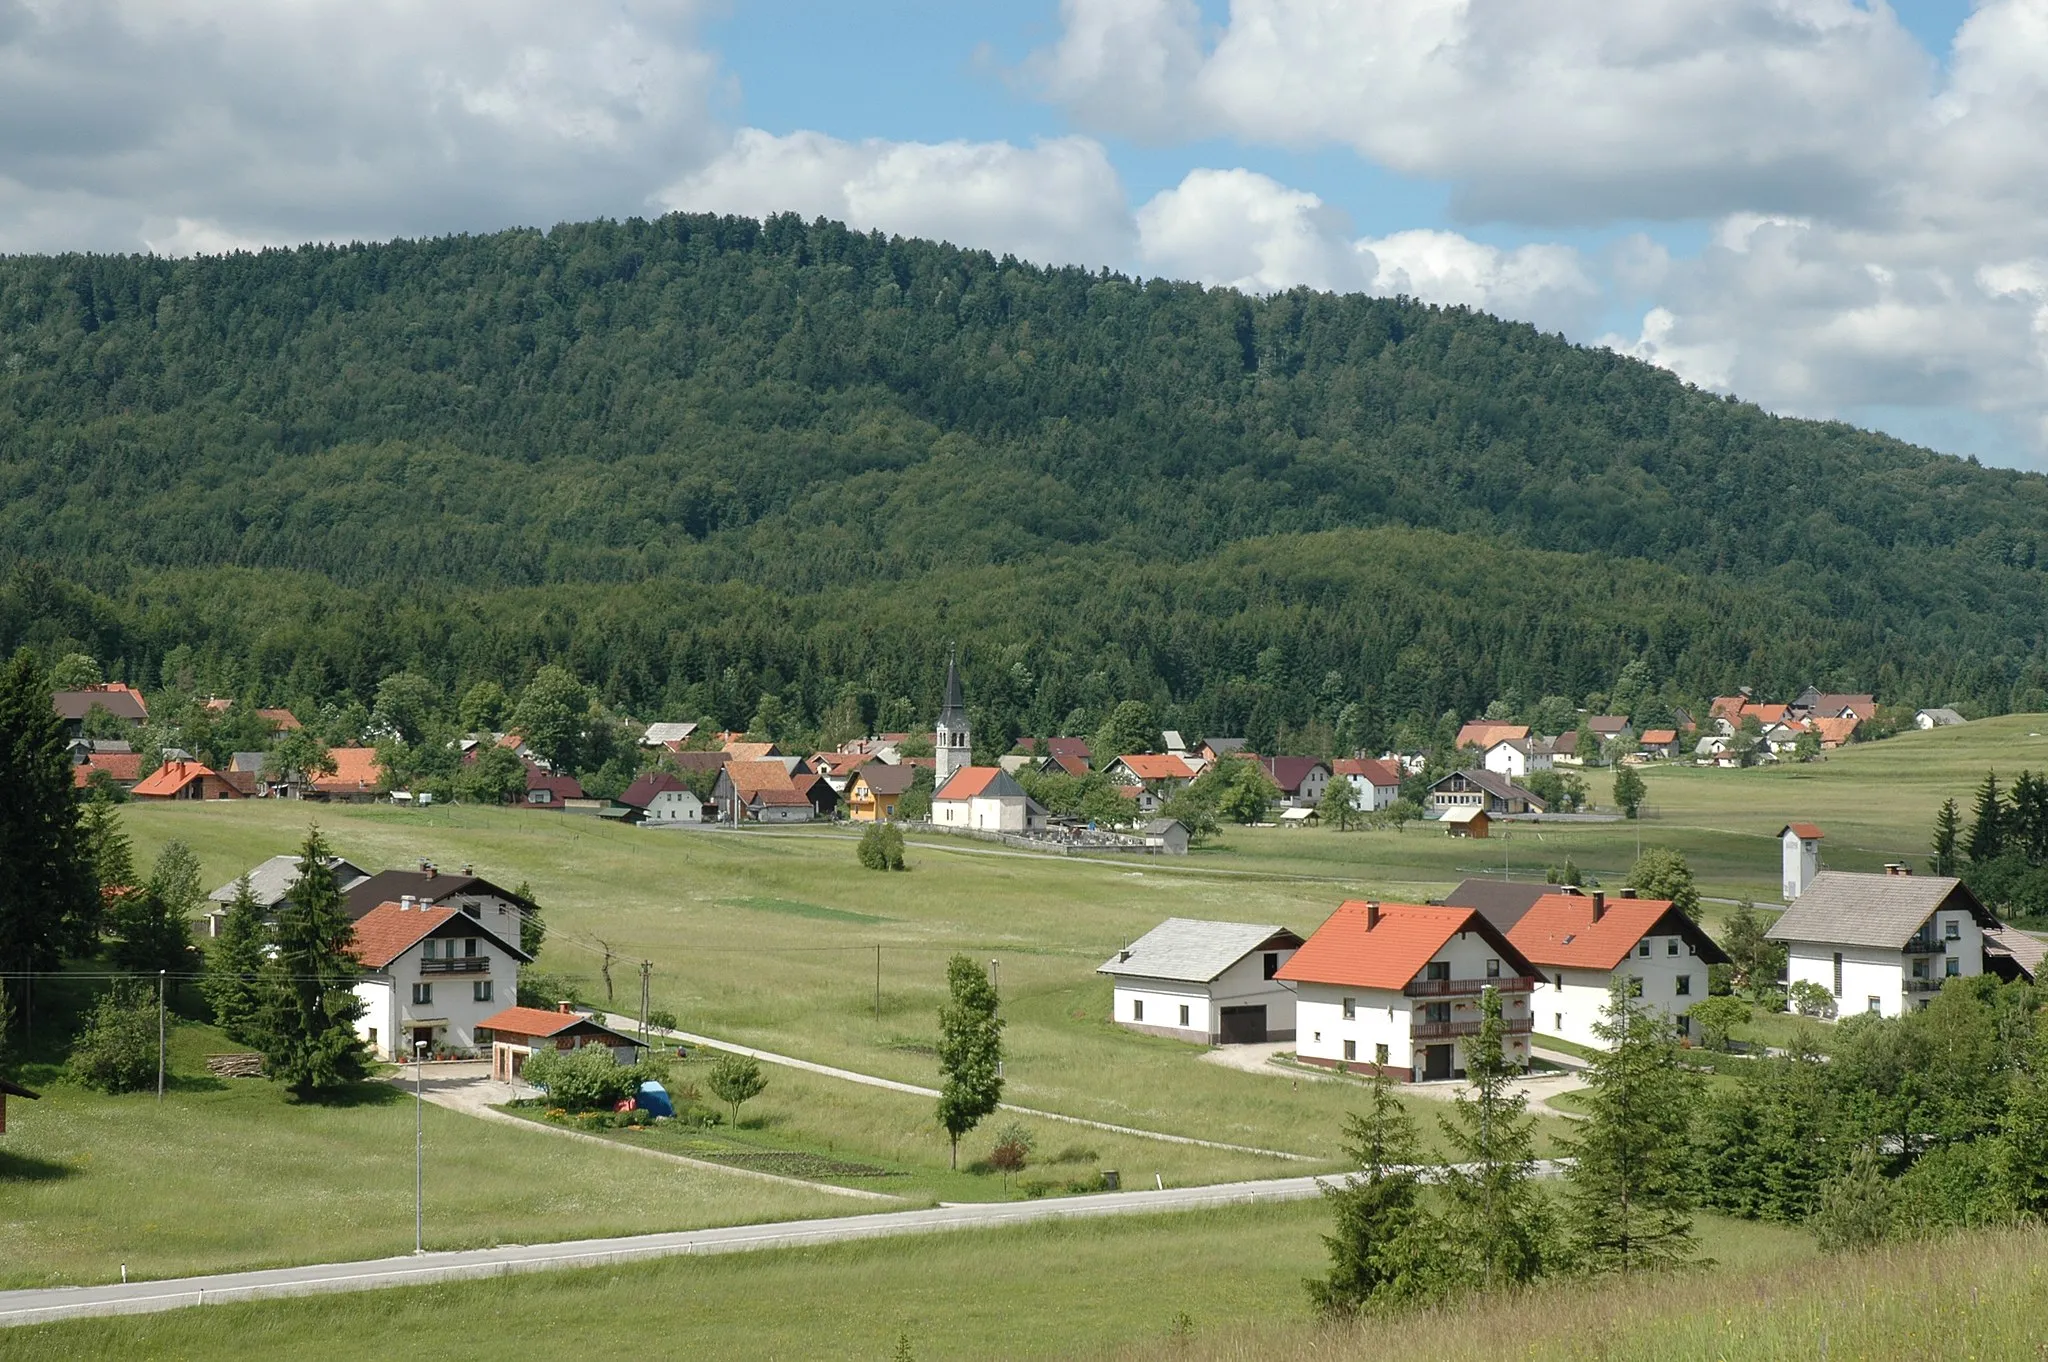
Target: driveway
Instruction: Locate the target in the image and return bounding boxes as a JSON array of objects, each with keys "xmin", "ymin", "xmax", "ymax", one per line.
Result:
[{"xmin": 1197, "ymin": 1043, "xmax": 1589, "ymax": 1120}]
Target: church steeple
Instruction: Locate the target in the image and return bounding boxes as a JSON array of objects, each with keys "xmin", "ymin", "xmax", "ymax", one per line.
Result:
[{"xmin": 936, "ymin": 650, "xmax": 970, "ymax": 784}]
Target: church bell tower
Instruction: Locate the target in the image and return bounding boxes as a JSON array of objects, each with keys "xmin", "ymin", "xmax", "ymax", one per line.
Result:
[{"xmin": 936, "ymin": 652, "xmax": 970, "ymax": 785}]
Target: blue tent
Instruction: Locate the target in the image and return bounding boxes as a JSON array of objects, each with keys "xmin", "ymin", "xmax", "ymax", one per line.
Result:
[{"xmin": 636, "ymin": 1081, "xmax": 674, "ymax": 1118}]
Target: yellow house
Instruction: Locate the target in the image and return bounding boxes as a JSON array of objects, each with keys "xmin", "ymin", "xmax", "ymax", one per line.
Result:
[{"xmin": 848, "ymin": 765, "xmax": 918, "ymax": 822}]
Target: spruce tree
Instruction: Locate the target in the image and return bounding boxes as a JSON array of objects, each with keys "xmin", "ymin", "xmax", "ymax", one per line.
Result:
[
  {"xmin": 1966, "ymin": 771, "xmax": 2005, "ymax": 864},
  {"xmin": 1307, "ymin": 1073, "xmax": 1444, "ymax": 1317},
  {"xmin": 514, "ymin": 879, "xmax": 545, "ymax": 958},
  {"xmin": 79, "ymin": 792, "xmax": 134, "ymax": 939},
  {"xmin": 935, "ymin": 954, "xmax": 1003, "ymax": 1169},
  {"xmin": 1561, "ymin": 983, "xmax": 1703, "ymax": 1274},
  {"xmin": 112, "ymin": 840, "xmax": 200, "ymax": 982},
  {"xmin": 204, "ymin": 875, "xmax": 268, "ymax": 1044},
  {"xmin": 259, "ymin": 827, "xmax": 368, "ymax": 1097},
  {"xmin": 1930, "ymin": 797, "xmax": 1962, "ymax": 876},
  {"xmin": 0, "ymin": 650, "xmax": 96, "ymax": 1007},
  {"xmin": 1436, "ymin": 987, "xmax": 1549, "ymax": 1289}
]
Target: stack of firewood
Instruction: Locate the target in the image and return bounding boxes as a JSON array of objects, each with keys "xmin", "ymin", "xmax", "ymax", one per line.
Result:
[{"xmin": 205, "ymin": 1053, "xmax": 265, "ymax": 1078}]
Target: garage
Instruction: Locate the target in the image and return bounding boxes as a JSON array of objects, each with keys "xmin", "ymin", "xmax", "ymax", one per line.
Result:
[{"xmin": 1218, "ymin": 1005, "xmax": 1268, "ymax": 1044}]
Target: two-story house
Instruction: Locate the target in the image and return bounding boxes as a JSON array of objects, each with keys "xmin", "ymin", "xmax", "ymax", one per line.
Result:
[
  {"xmin": 1331, "ymin": 758, "xmax": 1403, "ymax": 811},
  {"xmin": 1277, "ymin": 900, "xmax": 1541, "ymax": 1081},
  {"xmin": 617, "ymin": 771, "xmax": 704, "ymax": 824},
  {"xmin": 1503, "ymin": 889, "xmax": 1729, "ymax": 1049},
  {"xmin": 1103, "ymin": 754, "xmax": 1198, "ymax": 816},
  {"xmin": 348, "ymin": 898, "xmax": 532, "ymax": 1059},
  {"xmin": 846, "ymin": 764, "xmax": 918, "ymax": 822},
  {"xmin": 1482, "ymin": 738, "xmax": 1553, "ymax": 780},
  {"xmin": 1767, "ymin": 868, "xmax": 1998, "ymax": 1018},
  {"xmin": 343, "ymin": 865, "xmax": 539, "ymax": 951},
  {"xmin": 1259, "ymin": 757, "xmax": 1333, "ymax": 809},
  {"xmin": 1424, "ymin": 768, "xmax": 1545, "ymax": 816}
]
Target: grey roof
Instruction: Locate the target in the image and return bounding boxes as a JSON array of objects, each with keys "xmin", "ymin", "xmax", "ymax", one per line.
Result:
[
  {"xmin": 208, "ymin": 854, "xmax": 369, "ymax": 907},
  {"xmin": 1766, "ymin": 871, "xmax": 1996, "ymax": 949},
  {"xmin": 641, "ymin": 721, "xmax": 699, "ymax": 745},
  {"xmin": 938, "ymin": 654, "xmax": 967, "ymax": 729},
  {"xmin": 1144, "ymin": 818, "xmax": 1187, "ymax": 835},
  {"xmin": 229, "ymin": 751, "xmax": 268, "ymax": 773},
  {"xmin": 1985, "ymin": 926, "xmax": 2046, "ymax": 981},
  {"xmin": 1201, "ymin": 737, "xmax": 1247, "ymax": 756},
  {"xmin": 1917, "ymin": 708, "xmax": 1966, "ymax": 726},
  {"xmin": 1099, "ymin": 917, "xmax": 1302, "ymax": 983},
  {"xmin": 1426, "ymin": 767, "xmax": 1542, "ymax": 807},
  {"xmin": 1439, "ymin": 878, "xmax": 1553, "ymax": 934}
]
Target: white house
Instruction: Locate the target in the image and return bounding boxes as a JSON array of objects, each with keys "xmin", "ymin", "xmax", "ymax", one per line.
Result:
[
  {"xmin": 617, "ymin": 771, "xmax": 704, "ymax": 825},
  {"xmin": 1103, "ymin": 754, "xmax": 1198, "ymax": 816},
  {"xmin": 349, "ymin": 898, "xmax": 532, "ymax": 1060},
  {"xmin": 1766, "ymin": 869, "xmax": 1997, "ymax": 1019},
  {"xmin": 1331, "ymin": 758, "xmax": 1402, "ymax": 811},
  {"xmin": 1781, "ymin": 823, "xmax": 1824, "ymax": 901},
  {"xmin": 1277, "ymin": 900, "xmax": 1540, "ymax": 1081},
  {"xmin": 932, "ymin": 765, "xmax": 1044, "ymax": 832},
  {"xmin": 1099, "ymin": 918, "xmax": 1304, "ymax": 1044},
  {"xmin": 1482, "ymin": 738, "xmax": 1553, "ymax": 779},
  {"xmin": 1505, "ymin": 889, "xmax": 1729, "ymax": 1049},
  {"xmin": 1915, "ymin": 708, "xmax": 1967, "ymax": 729}
]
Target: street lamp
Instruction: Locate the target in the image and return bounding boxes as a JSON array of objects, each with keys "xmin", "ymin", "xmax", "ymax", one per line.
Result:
[{"xmin": 414, "ymin": 1039, "xmax": 428, "ymax": 1254}]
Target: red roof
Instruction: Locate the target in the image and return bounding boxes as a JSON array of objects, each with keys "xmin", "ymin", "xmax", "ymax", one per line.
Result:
[
  {"xmin": 312, "ymin": 747, "xmax": 386, "ymax": 794},
  {"xmin": 619, "ymin": 771, "xmax": 691, "ymax": 807},
  {"xmin": 1456, "ymin": 722, "xmax": 1528, "ymax": 750},
  {"xmin": 1258, "ymin": 756, "xmax": 1326, "ymax": 793},
  {"xmin": 723, "ymin": 741, "xmax": 779, "ymax": 762},
  {"xmin": 1045, "ymin": 752, "xmax": 1091, "ymax": 777},
  {"xmin": 474, "ymin": 1004, "xmax": 584, "ymax": 1039},
  {"xmin": 348, "ymin": 903, "xmax": 461, "ymax": 969},
  {"xmin": 1639, "ymin": 729, "xmax": 1678, "ymax": 744},
  {"xmin": 1745, "ymin": 704, "xmax": 1790, "ymax": 727},
  {"xmin": 256, "ymin": 708, "xmax": 302, "ymax": 730},
  {"xmin": 131, "ymin": 760, "xmax": 226, "ymax": 798},
  {"xmin": 1506, "ymin": 893, "xmax": 1675, "ymax": 971},
  {"xmin": 73, "ymin": 753, "xmax": 143, "ymax": 788},
  {"xmin": 724, "ymin": 759, "xmax": 797, "ymax": 796},
  {"xmin": 1277, "ymin": 901, "xmax": 1537, "ymax": 990},
  {"xmin": 1709, "ymin": 695, "xmax": 1748, "ymax": 719},
  {"xmin": 1113, "ymin": 754, "xmax": 1195, "ymax": 781},
  {"xmin": 1332, "ymin": 758, "xmax": 1401, "ymax": 786},
  {"xmin": 935, "ymin": 766, "xmax": 1007, "ymax": 799},
  {"xmin": 1783, "ymin": 822, "xmax": 1825, "ymax": 840},
  {"xmin": 1811, "ymin": 716, "xmax": 1860, "ymax": 746},
  {"xmin": 524, "ymin": 762, "xmax": 585, "ymax": 802}
]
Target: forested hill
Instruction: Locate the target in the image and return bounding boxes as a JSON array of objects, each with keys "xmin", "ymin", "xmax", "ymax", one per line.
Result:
[{"xmin": 2, "ymin": 211, "xmax": 2046, "ymax": 747}]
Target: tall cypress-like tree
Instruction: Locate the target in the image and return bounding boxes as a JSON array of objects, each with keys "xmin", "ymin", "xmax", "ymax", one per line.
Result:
[
  {"xmin": 1436, "ymin": 987, "xmax": 1549, "ymax": 1289},
  {"xmin": 1561, "ymin": 983, "xmax": 1703, "ymax": 1274},
  {"xmin": 0, "ymin": 650, "xmax": 95, "ymax": 1012},
  {"xmin": 1966, "ymin": 771, "xmax": 2005, "ymax": 864},
  {"xmin": 1930, "ymin": 797, "xmax": 1962, "ymax": 876},
  {"xmin": 259, "ymin": 827, "xmax": 368, "ymax": 1097},
  {"xmin": 935, "ymin": 954, "xmax": 1003, "ymax": 1170},
  {"xmin": 204, "ymin": 875, "xmax": 267, "ymax": 1044}
]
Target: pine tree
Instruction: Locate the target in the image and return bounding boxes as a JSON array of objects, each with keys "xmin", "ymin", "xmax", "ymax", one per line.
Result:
[
  {"xmin": 112, "ymin": 840, "xmax": 200, "ymax": 982},
  {"xmin": 1966, "ymin": 770, "xmax": 2005, "ymax": 864},
  {"xmin": 0, "ymin": 650, "xmax": 96, "ymax": 1003},
  {"xmin": 1436, "ymin": 987, "xmax": 1549, "ymax": 1289},
  {"xmin": 1561, "ymin": 983, "xmax": 1703, "ymax": 1274},
  {"xmin": 1720, "ymin": 899, "xmax": 1785, "ymax": 995},
  {"xmin": 77, "ymin": 791, "xmax": 134, "ymax": 949},
  {"xmin": 514, "ymin": 880, "xmax": 545, "ymax": 958},
  {"xmin": 1930, "ymin": 797, "xmax": 1962, "ymax": 876},
  {"xmin": 259, "ymin": 827, "xmax": 369, "ymax": 1097},
  {"xmin": 204, "ymin": 875, "xmax": 268, "ymax": 1044},
  {"xmin": 1307, "ymin": 1073, "xmax": 1444, "ymax": 1316},
  {"xmin": 935, "ymin": 954, "xmax": 1003, "ymax": 1169}
]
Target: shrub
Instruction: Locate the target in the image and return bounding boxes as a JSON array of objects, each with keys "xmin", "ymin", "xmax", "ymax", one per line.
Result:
[
  {"xmin": 521, "ymin": 1044, "xmax": 641, "ymax": 1111},
  {"xmin": 1048, "ymin": 1144, "xmax": 1099, "ymax": 1165},
  {"xmin": 707, "ymin": 1053, "xmax": 768, "ymax": 1125},
  {"xmin": 67, "ymin": 982, "xmax": 159, "ymax": 1094},
  {"xmin": 647, "ymin": 1009, "xmax": 678, "ymax": 1031},
  {"xmin": 1790, "ymin": 981, "xmax": 1836, "ymax": 1019},
  {"xmin": 988, "ymin": 1120, "xmax": 1034, "ymax": 1186},
  {"xmin": 857, "ymin": 822, "xmax": 907, "ymax": 871}
]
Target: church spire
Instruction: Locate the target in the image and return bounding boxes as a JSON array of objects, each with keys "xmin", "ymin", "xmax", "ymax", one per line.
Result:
[{"xmin": 936, "ymin": 648, "xmax": 970, "ymax": 784}]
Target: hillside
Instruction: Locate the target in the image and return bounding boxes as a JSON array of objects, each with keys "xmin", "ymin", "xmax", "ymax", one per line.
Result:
[{"xmin": 4, "ymin": 212, "xmax": 2047, "ymax": 741}]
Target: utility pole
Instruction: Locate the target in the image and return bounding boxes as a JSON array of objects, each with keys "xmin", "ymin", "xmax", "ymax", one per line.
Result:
[
  {"xmin": 874, "ymin": 944, "xmax": 882, "ymax": 1022},
  {"xmin": 156, "ymin": 970, "xmax": 166, "ymax": 1103},
  {"xmin": 414, "ymin": 1039, "xmax": 428, "ymax": 1254},
  {"xmin": 638, "ymin": 960, "xmax": 652, "ymax": 1047}
]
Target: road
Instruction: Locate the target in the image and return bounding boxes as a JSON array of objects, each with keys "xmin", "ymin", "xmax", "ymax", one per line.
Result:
[{"xmin": 0, "ymin": 1176, "xmax": 1337, "ymax": 1328}]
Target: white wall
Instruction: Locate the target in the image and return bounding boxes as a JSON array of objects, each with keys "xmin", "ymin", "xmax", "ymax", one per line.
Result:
[
  {"xmin": 1783, "ymin": 905, "xmax": 1984, "ymax": 1019},
  {"xmin": 1292, "ymin": 930, "xmax": 1533, "ymax": 1078},
  {"xmin": 644, "ymin": 789, "xmax": 701, "ymax": 823},
  {"xmin": 1530, "ymin": 930, "xmax": 1708, "ymax": 1050},
  {"xmin": 1109, "ymin": 947, "xmax": 1298, "ymax": 1041},
  {"xmin": 352, "ymin": 932, "xmax": 519, "ymax": 1058},
  {"xmin": 968, "ymin": 795, "xmax": 1029, "ymax": 832},
  {"xmin": 934, "ymin": 797, "xmax": 969, "ymax": 828},
  {"xmin": 1782, "ymin": 832, "xmax": 1820, "ymax": 901},
  {"xmin": 1343, "ymin": 775, "xmax": 1399, "ymax": 811}
]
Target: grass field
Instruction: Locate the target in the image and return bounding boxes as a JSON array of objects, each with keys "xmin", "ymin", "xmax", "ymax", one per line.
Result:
[
  {"xmin": 0, "ymin": 996, "xmax": 854, "ymax": 1290},
  {"xmin": 0, "ymin": 1203, "xmax": 1825, "ymax": 1361}
]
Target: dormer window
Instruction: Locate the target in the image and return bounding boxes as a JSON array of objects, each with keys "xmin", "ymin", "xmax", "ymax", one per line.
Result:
[{"xmin": 421, "ymin": 939, "xmax": 436, "ymax": 959}]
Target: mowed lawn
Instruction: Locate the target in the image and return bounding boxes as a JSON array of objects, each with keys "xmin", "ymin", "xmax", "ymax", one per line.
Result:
[
  {"xmin": 0, "ymin": 1204, "xmax": 1823, "ymax": 1362},
  {"xmin": 0, "ymin": 1010, "xmax": 855, "ymax": 1290}
]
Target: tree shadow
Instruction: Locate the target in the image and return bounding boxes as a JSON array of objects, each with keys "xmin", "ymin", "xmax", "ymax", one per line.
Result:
[
  {"xmin": 167, "ymin": 1073, "xmax": 229, "ymax": 1094},
  {"xmin": 0, "ymin": 1150, "xmax": 78, "ymax": 1182},
  {"xmin": 292, "ymin": 1080, "xmax": 402, "ymax": 1109}
]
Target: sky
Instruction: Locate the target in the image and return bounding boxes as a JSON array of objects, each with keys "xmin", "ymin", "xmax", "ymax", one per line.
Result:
[{"xmin": 2, "ymin": 1, "xmax": 2045, "ymax": 467}]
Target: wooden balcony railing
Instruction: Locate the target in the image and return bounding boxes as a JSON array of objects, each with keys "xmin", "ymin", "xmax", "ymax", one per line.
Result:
[
  {"xmin": 420, "ymin": 957, "xmax": 489, "ymax": 975},
  {"xmin": 1404, "ymin": 976, "xmax": 1536, "ymax": 998}
]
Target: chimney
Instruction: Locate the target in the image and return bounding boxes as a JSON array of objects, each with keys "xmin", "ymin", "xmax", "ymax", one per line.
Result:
[
  {"xmin": 461, "ymin": 864, "xmax": 473, "ymax": 876},
  {"xmin": 1365, "ymin": 901, "xmax": 1381, "ymax": 930},
  {"xmin": 400, "ymin": 895, "xmax": 414, "ymax": 912},
  {"xmin": 556, "ymin": 1000, "xmax": 574, "ymax": 1014},
  {"xmin": 1592, "ymin": 890, "xmax": 1606, "ymax": 921},
  {"xmin": 1886, "ymin": 863, "xmax": 1911, "ymax": 877},
  {"xmin": 1618, "ymin": 887, "xmax": 1637, "ymax": 899},
  {"xmin": 1118, "ymin": 949, "xmax": 1131, "ymax": 963},
  {"xmin": 426, "ymin": 863, "xmax": 437, "ymax": 880}
]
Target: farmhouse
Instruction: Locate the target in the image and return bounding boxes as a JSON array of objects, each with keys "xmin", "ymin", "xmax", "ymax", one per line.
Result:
[
  {"xmin": 309, "ymin": 747, "xmax": 388, "ymax": 802},
  {"xmin": 1767, "ymin": 869, "xmax": 1998, "ymax": 1019},
  {"xmin": 51, "ymin": 683, "xmax": 148, "ymax": 735},
  {"xmin": 846, "ymin": 764, "xmax": 918, "ymax": 821},
  {"xmin": 617, "ymin": 771, "xmax": 703, "ymax": 824},
  {"xmin": 348, "ymin": 898, "xmax": 532, "ymax": 1059},
  {"xmin": 1331, "ymin": 757, "xmax": 1402, "ymax": 810},
  {"xmin": 713, "ymin": 759, "xmax": 814, "ymax": 823},
  {"xmin": 131, "ymin": 759, "xmax": 242, "ymax": 801},
  {"xmin": 477, "ymin": 1004, "xmax": 647, "ymax": 1082},
  {"xmin": 1098, "ymin": 918, "xmax": 1304, "ymax": 1044},
  {"xmin": 1104, "ymin": 754, "xmax": 1198, "ymax": 815},
  {"xmin": 932, "ymin": 766, "xmax": 1043, "ymax": 832},
  {"xmin": 1915, "ymin": 708, "xmax": 1967, "ymax": 729},
  {"xmin": 1258, "ymin": 756, "xmax": 1332, "ymax": 808},
  {"xmin": 1637, "ymin": 729, "xmax": 1680, "ymax": 759},
  {"xmin": 1278, "ymin": 900, "xmax": 1540, "ymax": 1081},
  {"xmin": 1507, "ymin": 889, "xmax": 1729, "ymax": 1049},
  {"xmin": 1425, "ymin": 767, "xmax": 1543, "ymax": 816}
]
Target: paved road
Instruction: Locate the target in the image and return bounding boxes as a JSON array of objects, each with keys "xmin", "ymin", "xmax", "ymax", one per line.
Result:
[
  {"xmin": 0, "ymin": 1176, "xmax": 1338, "ymax": 1328},
  {"xmin": 613, "ymin": 1018, "xmax": 1318, "ymax": 1162}
]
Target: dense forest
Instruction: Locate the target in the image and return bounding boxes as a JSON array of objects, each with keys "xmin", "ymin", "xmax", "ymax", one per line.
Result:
[{"xmin": 3, "ymin": 211, "xmax": 2047, "ymax": 752}]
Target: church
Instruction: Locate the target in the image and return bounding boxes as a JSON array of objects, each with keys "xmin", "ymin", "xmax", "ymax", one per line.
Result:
[{"xmin": 929, "ymin": 654, "xmax": 1044, "ymax": 833}]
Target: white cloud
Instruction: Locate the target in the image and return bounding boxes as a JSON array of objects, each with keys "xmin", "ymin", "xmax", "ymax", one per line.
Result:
[
  {"xmin": 1359, "ymin": 230, "xmax": 1598, "ymax": 333},
  {"xmin": 1133, "ymin": 168, "xmax": 1369, "ymax": 293},
  {"xmin": 660, "ymin": 130, "xmax": 1135, "ymax": 268}
]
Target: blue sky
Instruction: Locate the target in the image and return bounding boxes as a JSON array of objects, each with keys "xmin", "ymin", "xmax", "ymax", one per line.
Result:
[{"xmin": 1, "ymin": 1, "xmax": 2042, "ymax": 468}]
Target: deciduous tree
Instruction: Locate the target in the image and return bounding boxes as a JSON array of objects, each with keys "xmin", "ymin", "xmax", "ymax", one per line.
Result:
[
  {"xmin": 936, "ymin": 954, "xmax": 1003, "ymax": 1169},
  {"xmin": 1626, "ymin": 848, "xmax": 1701, "ymax": 918},
  {"xmin": 707, "ymin": 1053, "xmax": 768, "ymax": 1126},
  {"xmin": 1611, "ymin": 765, "xmax": 1646, "ymax": 819}
]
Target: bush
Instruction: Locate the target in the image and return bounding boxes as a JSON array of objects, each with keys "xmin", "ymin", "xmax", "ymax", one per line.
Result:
[
  {"xmin": 520, "ymin": 1044, "xmax": 642, "ymax": 1111},
  {"xmin": 988, "ymin": 1120, "xmax": 1034, "ymax": 1186},
  {"xmin": 707, "ymin": 1053, "xmax": 768, "ymax": 1125},
  {"xmin": 67, "ymin": 982, "xmax": 159, "ymax": 1094},
  {"xmin": 857, "ymin": 822, "xmax": 907, "ymax": 871},
  {"xmin": 647, "ymin": 1008, "xmax": 678, "ymax": 1031},
  {"xmin": 1789, "ymin": 981, "xmax": 1835, "ymax": 1018}
]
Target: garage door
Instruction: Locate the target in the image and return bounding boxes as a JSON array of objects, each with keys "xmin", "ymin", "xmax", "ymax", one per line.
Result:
[{"xmin": 1218, "ymin": 1005, "xmax": 1267, "ymax": 1044}]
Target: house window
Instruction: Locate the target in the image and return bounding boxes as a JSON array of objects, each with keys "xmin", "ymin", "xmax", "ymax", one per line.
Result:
[
  {"xmin": 1867, "ymin": 996, "xmax": 1882, "ymax": 1014},
  {"xmin": 1485, "ymin": 958, "xmax": 1501, "ymax": 979},
  {"xmin": 1675, "ymin": 976, "xmax": 1692, "ymax": 997},
  {"xmin": 465, "ymin": 938, "xmax": 478, "ymax": 957},
  {"xmin": 474, "ymin": 980, "xmax": 493, "ymax": 1003},
  {"xmin": 422, "ymin": 939, "xmax": 436, "ymax": 959},
  {"xmin": 1554, "ymin": 973, "xmax": 1564, "ymax": 989},
  {"xmin": 411, "ymin": 983, "xmax": 432, "ymax": 1006},
  {"xmin": 1667, "ymin": 940, "xmax": 1679, "ymax": 955},
  {"xmin": 1263, "ymin": 952, "xmax": 1280, "ymax": 980},
  {"xmin": 1341, "ymin": 997, "xmax": 1356, "ymax": 1020},
  {"xmin": 1833, "ymin": 953, "xmax": 1844, "ymax": 998},
  {"xmin": 1945, "ymin": 958, "xmax": 1960, "ymax": 978},
  {"xmin": 368, "ymin": 1027, "xmax": 378, "ymax": 1049},
  {"xmin": 1179, "ymin": 1004, "xmax": 1190, "ymax": 1026},
  {"xmin": 1944, "ymin": 919, "xmax": 1960, "ymax": 941},
  {"xmin": 1676, "ymin": 1014, "xmax": 1691, "ymax": 1037},
  {"xmin": 1637, "ymin": 942, "xmax": 1651, "ymax": 957},
  {"xmin": 1133, "ymin": 999, "xmax": 1144, "ymax": 1022},
  {"xmin": 1425, "ymin": 961, "xmax": 1450, "ymax": 982},
  {"xmin": 1374, "ymin": 1043, "xmax": 1388, "ymax": 1065},
  {"xmin": 1343, "ymin": 1040, "xmax": 1357, "ymax": 1062},
  {"xmin": 1426, "ymin": 1002, "xmax": 1451, "ymax": 1023},
  {"xmin": 1912, "ymin": 958, "xmax": 1929, "ymax": 979}
]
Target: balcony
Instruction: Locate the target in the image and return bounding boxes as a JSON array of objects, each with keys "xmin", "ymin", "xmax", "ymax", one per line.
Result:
[
  {"xmin": 1904, "ymin": 977, "xmax": 1949, "ymax": 994},
  {"xmin": 1404, "ymin": 976, "xmax": 1536, "ymax": 998},
  {"xmin": 1903, "ymin": 938, "xmax": 1947, "ymax": 956},
  {"xmin": 1411, "ymin": 1017, "xmax": 1535, "ymax": 1042},
  {"xmin": 420, "ymin": 957, "xmax": 489, "ymax": 975}
]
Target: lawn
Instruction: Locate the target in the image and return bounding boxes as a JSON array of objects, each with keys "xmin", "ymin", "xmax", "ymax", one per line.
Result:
[
  {"xmin": 0, "ymin": 994, "xmax": 854, "ymax": 1290},
  {"xmin": 0, "ymin": 1203, "xmax": 1826, "ymax": 1361}
]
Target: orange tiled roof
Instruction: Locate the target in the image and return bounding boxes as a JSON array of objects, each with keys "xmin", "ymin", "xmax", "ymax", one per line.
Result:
[
  {"xmin": 1811, "ymin": 716, "xmax": 1860, "ymax": 745},
  {"xmin": 1277, "ymin": 901, "xmax": 1536, "ymax": 990},
  {"xmin": 1784, "ymin": 822, "xmax": 1825, "ymax": 840},
  {"xmin": 312, "ymin": 747, "xmax": 386, "ymax": 793},
  {"xmin": 72, "ymin": 753, "xmax": 142, "ymax": 788},
  {"xmin": 1455, "ymin": 722, "xmax": 1529, "ymax": 750},
  {"xmin": 1113, "ymin": 754, "xmax": 1195, "ymax": 781},
  {"xmin": 131, "ymin": 760, "xmax": 222, "ymax": 798},
  {"xmin": 935, "ymin": 766, "xmax": 1006, "ymax": 799},
  {"xmin": 1639, "ymin": 729, "xmax": 1678, "ymax": 744},
  {"xmin": 474, "ymin": 1004, "xmax": 582, "ymax": 1039},
  {"xmin": 256, "ymin": 708, "xmax": 302, "ymax": 730},
  {"xmin": 348, "ymin": 902, "xmax": 461, "ymax": 969},
  {"xmin": 723, "ymin": 759, "xmax": 797, "ymax": 796},
  {"xmin": 723, "ymin": 741, "xmax": 779, "ymax": 762},
  {"xmin": 1506, "ymin": 893, "xmax": 1674, "ymax": 971}
]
